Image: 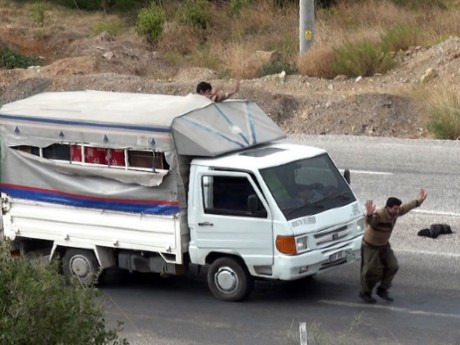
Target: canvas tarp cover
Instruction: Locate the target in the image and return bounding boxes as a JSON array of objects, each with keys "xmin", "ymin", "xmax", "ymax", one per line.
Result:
[
  {"xmin": 0, "ymin": 90, "xmax": 285, "ymax": 215},
  {"xmin": 172, "ymin": 100, "xmax": 285, "ymax": 156},
  {"xmin": 0, "ymin": 90, "xmax": 285, "ymax": 156}
]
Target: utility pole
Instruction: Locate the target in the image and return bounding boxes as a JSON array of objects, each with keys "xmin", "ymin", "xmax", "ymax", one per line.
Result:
[{"xmin": 299, "ymin": 0, "xmax": 315, "ymax": 54}]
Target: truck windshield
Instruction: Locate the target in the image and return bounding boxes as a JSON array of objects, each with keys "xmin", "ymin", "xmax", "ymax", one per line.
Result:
[{"xmin": 259, "ymin": 153, "xmax": 356, "ymax": 220}]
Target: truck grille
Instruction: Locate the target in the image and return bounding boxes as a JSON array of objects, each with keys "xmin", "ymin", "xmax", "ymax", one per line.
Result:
[{"xmin": 313, "ymin": 225, "xmax": 350, "ymax": 247}]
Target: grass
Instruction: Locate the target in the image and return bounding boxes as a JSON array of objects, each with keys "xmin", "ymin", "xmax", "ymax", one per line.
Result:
[{"xmin": 426, "ymin": 90, "xmax": 460, "ymax": 140}]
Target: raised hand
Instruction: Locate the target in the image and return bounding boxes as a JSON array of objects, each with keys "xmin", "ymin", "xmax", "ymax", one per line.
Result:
[
  {"xmin": 365, "ymin": 200, "xmax": 376, "ymax": 216},
  {"xmin": 417, "ymin": 188, "xmax": 427, "ymax": 205}
]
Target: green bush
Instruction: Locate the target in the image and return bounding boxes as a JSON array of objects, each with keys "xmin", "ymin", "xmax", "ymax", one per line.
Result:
[
  {"xmin": 381, "ymin": 23, "xmax": 421, "ymax": 52},
  {"xmin": 332, "ymin": 40, "xmax": 396, "ymax": 77},
  {"xmin": 258, "ymin": 60, "xmax": 296, "ymax": 77},
  {"xmin": 229, "ymin": 0, "xmax": 254, "ymax": 16},
  {"xmin": 427, "ymin": 92, "xmax": 460, "ymax": 139},
  {"xmin": 0, "ymin": 241, "xmax": 128, "ymax": 345},
  {"xmin": 93, "ymin": 18, "xmax": 125, "ymax": 36},
  {"xmin": 136, "ymin": 4, "xmax": 166, "ymax": 44},
  {"xmin": 0, "ymin": 48, "xmax": 41, "ymax": 69},
  {"xmin": 29, "ymin": 2, "xmax": 49, "ymax": 27},
  {"xmin": 177, "ymin": 0, "xmax": 209, "ymax": 30}
]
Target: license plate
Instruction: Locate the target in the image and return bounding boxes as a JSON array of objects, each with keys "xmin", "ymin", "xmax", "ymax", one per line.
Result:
[{"xmin": 329, "ymin": 250, "xmax": 349, "ymax": 263}]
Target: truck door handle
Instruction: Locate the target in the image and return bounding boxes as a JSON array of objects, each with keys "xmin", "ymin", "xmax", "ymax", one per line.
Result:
[{"xmin": 198, "ymin": 221, "xmax": 214, "ymax": 226}]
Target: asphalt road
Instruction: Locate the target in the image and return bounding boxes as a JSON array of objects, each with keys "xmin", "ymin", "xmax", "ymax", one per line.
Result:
[{"xmin": 102, "ymin": 135, "xmax": 460, "ymax": 345}]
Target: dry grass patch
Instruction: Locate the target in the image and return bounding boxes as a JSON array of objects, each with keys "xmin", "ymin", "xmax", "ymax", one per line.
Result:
[{"xmin": 296, "ymin": 46, "xmax": 336, "ymax": 78}]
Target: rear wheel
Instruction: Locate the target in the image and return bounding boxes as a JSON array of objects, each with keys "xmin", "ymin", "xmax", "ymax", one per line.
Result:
[
  {"xmin": 207, "ymin": 257, "xmax": 254, "ymax": 302},
  {"xmin": 62, "ymin": 248, "xmax": 100, "ymax": 287}
]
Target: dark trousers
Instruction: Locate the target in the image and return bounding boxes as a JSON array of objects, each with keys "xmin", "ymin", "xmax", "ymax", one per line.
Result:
[{"xmin": 360, "ymin": 242, "xmax": 399, "ymax": 294}]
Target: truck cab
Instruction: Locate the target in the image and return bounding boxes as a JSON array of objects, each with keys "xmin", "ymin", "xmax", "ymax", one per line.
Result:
[{"xmin": 188, "ymin": 143, "xmax": 364, "ymax": 301}]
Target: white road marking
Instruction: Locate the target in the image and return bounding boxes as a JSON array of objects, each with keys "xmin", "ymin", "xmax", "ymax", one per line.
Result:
[
  {"xmin": 351, "ymin": 170, "xmax": 393, "ymax": 175},
  {"xmin": 413, "ymin": 209, "xmax": 460, "ymax": 217},
  {"xmin": 319, "ymin": 300, "xmax": 460, "ymax": 320},
  {"xmin": 339, "ymin": 169, "xmax": 393, "ymax": 176},
  {"xmin": 396, "ymin": 249, "xmax": 460, "ymax": 258}
]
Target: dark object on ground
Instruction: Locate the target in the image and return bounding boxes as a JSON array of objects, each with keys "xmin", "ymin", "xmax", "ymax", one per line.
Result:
[{"xmin": 418, "ymin": 223, "xmax": 453, "ymax": 239}]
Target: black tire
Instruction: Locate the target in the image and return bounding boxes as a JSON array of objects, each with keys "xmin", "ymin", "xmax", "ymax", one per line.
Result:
[
  {"xmin": 62, "ymin": 248, "xmax": 100, "ymax": 287},
  {"xmin": 207, "ymin": 257, "xmax": 254, "ymax": 302}
]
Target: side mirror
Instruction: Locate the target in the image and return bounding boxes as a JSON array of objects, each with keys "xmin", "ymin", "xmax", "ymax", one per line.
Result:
[{"xmin": 343, "ymin": 169, "xmax": 350, "ymax": 184}]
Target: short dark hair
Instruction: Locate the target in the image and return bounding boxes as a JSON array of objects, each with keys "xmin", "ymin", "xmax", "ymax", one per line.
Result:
[
  {"xmin": 196, "ymin": 81, "xmax": 212, "ymax": 94},
  {"xmin": 386, "ymin": 197, "xmax": 402, "ymax": 208}
]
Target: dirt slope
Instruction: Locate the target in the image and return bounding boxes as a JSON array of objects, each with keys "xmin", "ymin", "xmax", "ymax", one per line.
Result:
[{"xmin": 1, "ymin": 13, "xmax": 460, "ymax": 138}]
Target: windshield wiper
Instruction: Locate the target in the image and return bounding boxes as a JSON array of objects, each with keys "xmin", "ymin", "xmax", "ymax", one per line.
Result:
[
  {"xmin": 285, "ymin": 201, "xmax": 324, "ymax": 215},
  {"xmin": 315, "ymin": 191, "xmax": 351, "ymax": 205}
]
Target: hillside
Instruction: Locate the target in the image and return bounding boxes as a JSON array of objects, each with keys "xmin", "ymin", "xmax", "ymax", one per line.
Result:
[{"xmin": 1, "ymin": 5, "xmax": 460, "ymax": 139}]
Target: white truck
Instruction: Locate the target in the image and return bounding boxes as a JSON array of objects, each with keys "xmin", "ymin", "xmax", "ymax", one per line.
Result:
[{"xmin": 0, "ymin": 90, "xmax": 364, "ymax": 301}]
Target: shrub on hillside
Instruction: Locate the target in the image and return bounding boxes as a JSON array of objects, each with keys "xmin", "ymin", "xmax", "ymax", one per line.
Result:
[
  {"xmin": 176, "ymin": 0, "xmax": 209, "ymax": 30},
  {"xmin": 229, "ymin": 0, "xmax": 254, "ymax": 16},
  {"xmin": 332, "ymin": 40, "xmax": 396, "ymax": 77},
  {"xmin": 258, "ymin": 60, "xmax": 296, "ymax": 77},
  {"xmin": 297, "ymin": 47, "xmax": 337, "ymax": 79},
  {"xmin": 136, "ymin": 4, "xmax": 166, "ymax": 44},
  {"xmin": 93, "ymin": 18, "xmax": 125, "ymax": 37},
  {"xmin": 0, "ymin": 48, "xmax": 41, "ymax": 69},
  {"xmin": 426, "ymin": 91, "xmax": 460, "ymax": 140},
  {"xmin": 29, "ymin": 2, "xmax": 49, "ymax": 27},
  {"xmin": 0, "ymin": 241, "xmax": 128, "ymax": 345},
  {"xmin": 381, "ymin": 23, "xmax": 422, "ymax": 52}
]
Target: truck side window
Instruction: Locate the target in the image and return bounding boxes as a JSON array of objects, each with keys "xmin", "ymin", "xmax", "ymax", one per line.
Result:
[
  {"xmin": 42, "ymin": 144, "xmax": 70, "ymax": 160},
  {"xmin": 202, "ymin": 175, "xmax": 267, "ymax": 218},
  {"xmin": 11, "ymin": 144, "xmax": 169, "ymax": 172},
  {"xmin": 128, "ymin": 150, "xmax": 169, "ymax": 170}
]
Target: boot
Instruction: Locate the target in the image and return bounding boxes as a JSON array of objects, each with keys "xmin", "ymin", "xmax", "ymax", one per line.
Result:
[
  {"xmin": 376, "ymin": 288, "xmax": 394, "ymax": 302},
  {"xmin": 359, "ymin": 291, "xmax": 376, "ymax": 304}
]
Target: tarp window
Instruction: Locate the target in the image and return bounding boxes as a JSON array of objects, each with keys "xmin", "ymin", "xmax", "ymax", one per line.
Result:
[
  {"xmin": 43, "ymin": 144, "xmax": 70, "ymax": 160},
  {"xmin": 16, "ymin": 145, "xmax": 39, "ymax": 155},
  {"xmin": 128, "ymin": 150, "xmax": 169, "ymax": 170},
  {"xmin": 11, "ymin": 144, "xmax": 170, "ymax": 172}
]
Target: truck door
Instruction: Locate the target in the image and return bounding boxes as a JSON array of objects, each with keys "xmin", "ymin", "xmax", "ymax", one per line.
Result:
[{"xmin": 192, "ymin": 171, "xmax": 274, "ymax": 267}]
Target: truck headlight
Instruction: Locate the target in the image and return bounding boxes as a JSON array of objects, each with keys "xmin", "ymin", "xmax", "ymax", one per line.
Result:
[{"xmin": 296, "ymin": 236, "xmax": 308, "ymax": 252}]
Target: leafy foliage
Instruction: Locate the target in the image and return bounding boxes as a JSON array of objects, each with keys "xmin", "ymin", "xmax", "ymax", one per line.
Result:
[
  {"xmin": 229, "ymin": 0, "xmax": 254, "ymax": 16},
  {"xmin": 93, "ymin": 18, "xmax": 125, "ymax": 37},
  {"xmin": 136, "ymin": 4, "xmax": 166, "ymax": 44},
  {"xmin": 332, "ymin": 40, "xmax": 396, "ymax": 77},
  {"xmin": 0, "ymin": 241, "xmax": 128, "ymax": 345},
  {"xmin": 380, "ymin": 23, "xmax": 421, "ymax": 52},
  {"xmin": 176, "ymin": 0, "xmax": 209, "ymax": 30},
  {"xmin": 29, "ymin": 2, "xmax": 49, "ymax": 27},
  {"xmin": 427, "ymin": 91, "xmax": 460, "ymax": 139},
  {"xmin": 0, "ymin": 48, "xmax": 41, "ymax": 69},
  {"xmin": 258, "ymin": 60, "xmax": 296, "ymax": 77}
]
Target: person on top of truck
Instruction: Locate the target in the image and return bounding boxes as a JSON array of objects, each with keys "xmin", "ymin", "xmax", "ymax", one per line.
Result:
[{"xmin": 196, "ymin": 80, "xmax": 240, "ymax": 102}]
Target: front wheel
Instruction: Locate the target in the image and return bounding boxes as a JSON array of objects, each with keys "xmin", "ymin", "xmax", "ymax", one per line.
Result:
[
  {"xmin": 207, "ymin": 257, "xmax": 254, "ymax": 302},
  {"xmin": 62, "ymin": 248, "xmax": 100, "ymax": 287}
]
